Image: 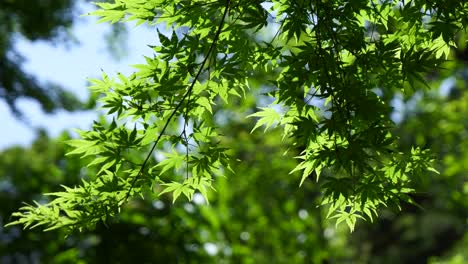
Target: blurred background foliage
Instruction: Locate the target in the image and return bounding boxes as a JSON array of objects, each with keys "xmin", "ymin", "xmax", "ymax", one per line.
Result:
[
  {"xmin": 0, "ymin": 0, "xmax": 126, "ymax": 117},
  {"xmin": 1, "ymin": 1, "xmax": 468, "ymax": 263}
]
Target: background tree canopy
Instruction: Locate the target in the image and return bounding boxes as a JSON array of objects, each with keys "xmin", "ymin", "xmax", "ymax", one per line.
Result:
[
  {"xmin": 2, "ymin": 0, "xmax": 468, "ymax": 263},
  {"xmin": 0, "ymin": 0, "xmax": 83, "ymax": 115},
  {"xmin": 0, "ymin": 0, "xmax": 124, "ymax": 116}
]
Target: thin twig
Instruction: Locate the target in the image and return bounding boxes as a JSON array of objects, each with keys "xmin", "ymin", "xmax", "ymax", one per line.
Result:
[{"xmin": 123, "ymin": 0, "xmax": 231, "ymax": 203}]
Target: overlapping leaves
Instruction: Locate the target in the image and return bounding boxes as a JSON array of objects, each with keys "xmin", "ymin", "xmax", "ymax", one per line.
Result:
[{"xmin": 8, "ymin": 0, "xmax": 465, "ymax": 232}]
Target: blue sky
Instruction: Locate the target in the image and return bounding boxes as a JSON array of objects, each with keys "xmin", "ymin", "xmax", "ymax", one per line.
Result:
[{"xmin": 0, "ymin": 2, "xmax": 155, "ymax": 149}]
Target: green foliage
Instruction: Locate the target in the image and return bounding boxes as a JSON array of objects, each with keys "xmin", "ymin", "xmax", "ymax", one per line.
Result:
[
  {"xmin": 348, "ymin": 68, "xmax": 468, "ymax": 263},
  {"xmin": 7, "ymin": 0, "xmax": 467, "ymax": 233},
  {"xmin": 1, "ymin": 123, "xmax": 343, "ymax": 262}
]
